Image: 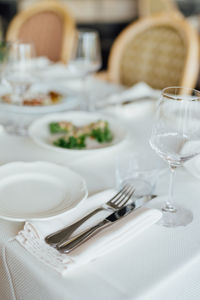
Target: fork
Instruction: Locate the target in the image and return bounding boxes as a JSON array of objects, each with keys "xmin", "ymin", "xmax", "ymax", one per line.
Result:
[
  {"xmin": 57, "ymin": 185, "xmax": 136, "ymax": 251},
  {"xmin": 45, "ymin": 184, "xmax": 134, "ymax": 247}
]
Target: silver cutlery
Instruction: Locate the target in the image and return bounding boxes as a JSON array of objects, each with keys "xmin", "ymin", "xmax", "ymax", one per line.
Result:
[
  {"xmin": 97, "ymin": 95, "xmax": 157, "ymax": 109},
  {"xmin": 121, "ymin": 96, "xmax": 153, "ymax": 105},
  {"xmin": 57, "ymin": 199, "xmax": 137, "ymax": 253},
  {"xmin": 45, "ymin": 184, "xmax": 135, "ymax": 247},
  {"xmin": 57, "ymin": 193, "xmax": 158, "ymax": 253},
  {"xmin": 56, "ymin": 186, "xmax": 135, "ymax": 250}
]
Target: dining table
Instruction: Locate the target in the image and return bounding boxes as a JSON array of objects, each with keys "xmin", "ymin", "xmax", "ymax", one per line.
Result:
[{"xmin": 0, "ymin": 77, "xmax": 200, "ymax": 300}]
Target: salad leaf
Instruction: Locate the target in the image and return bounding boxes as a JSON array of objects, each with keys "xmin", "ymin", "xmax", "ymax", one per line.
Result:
[
  {"xmin": 91, "ymin": 122, "xmax": 113, "ymax": 143},
  {"xmin": 53, "ymin": 135, "xmax": 86, "ymax": 149},
  {"xmin": 49, "ymin": 123, "xmax": 67, "ymax": 134}
]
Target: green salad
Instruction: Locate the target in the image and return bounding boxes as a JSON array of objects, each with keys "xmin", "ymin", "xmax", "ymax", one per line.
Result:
[{"xmin": 49, "ymin": 120, "xmax": 113, "ymax": 149}]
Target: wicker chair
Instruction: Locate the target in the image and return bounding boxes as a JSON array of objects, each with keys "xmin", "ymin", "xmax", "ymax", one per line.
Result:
[
  {"xmin": 138, "ymin": 0, "xmax": 180, "ymax": 18},
  {"xmin": 6, "ymin": 1, "xmax": 76, "ymax": 63},
  {"xmin": 107, "ymin": 14, "xmax": 199, "ymax": 90}
]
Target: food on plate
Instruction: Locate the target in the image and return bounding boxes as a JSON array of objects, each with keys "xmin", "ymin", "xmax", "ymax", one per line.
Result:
[
  {"xmin": 49, "ymin": 121, "xmax": 75, "ymax": 134},
  {"xmin": 49, "ymin": 120, "xmax": 113, "ymax": 149},
  {"xmin": 48, "ymin": 91, "xmax": 63, "ymax": 103},
  {"xmin": 1, "ymin": 91, "xmax": 63, "ymax": 106}
]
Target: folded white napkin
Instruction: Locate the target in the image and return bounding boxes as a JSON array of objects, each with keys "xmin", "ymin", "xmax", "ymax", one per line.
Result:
[
  {"xmin": 16, "ymin": 190, "xmax": 161, "ymax": 275},
  {"xmin": 32, "ymin": 62, "xmax": 86, "ymax": 94},
  {"xmin": 29, "ymin": 81, "xmax": 71, "ymax": 96},
  {"xmin": 98, "ymin": 82, "xmax": 161, "ymax": 107},
  {"xmin": 30, "ymin": 57, "xmax": 51, "ymax": 69},
  {"xmin": 36, "ymin": 62, "xmax": 83, "ymax": 80}
]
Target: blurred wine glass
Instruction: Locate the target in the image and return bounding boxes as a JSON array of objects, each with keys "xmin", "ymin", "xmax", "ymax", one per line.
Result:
[
  {"xmin": 68, "ymin": 29, "xmax": 102, "ymax": 110},
  {"xmin": 3, "ymin": 42, "xmax": 36, "ymax": 104}
]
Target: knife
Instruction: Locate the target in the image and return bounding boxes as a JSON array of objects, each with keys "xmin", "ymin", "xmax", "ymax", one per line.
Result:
[{"xmin": 57, "ymin": 201, "xmax": 136, "ymax": 253}]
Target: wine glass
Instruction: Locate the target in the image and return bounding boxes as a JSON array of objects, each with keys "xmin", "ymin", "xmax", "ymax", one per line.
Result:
[
  {"xmin": 150, "ymin": 87, "xmax": 200, "ymax": 227},
  {"xmin": 3, "ymin": 42, "xmax": 36, "ymax": 104},
  {"xmin": 68, "ymin": 29, "xmax": 102, "ymax": 110}
]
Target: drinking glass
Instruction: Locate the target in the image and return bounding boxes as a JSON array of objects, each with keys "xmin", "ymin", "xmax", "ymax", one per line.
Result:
[
  {"xmin": 115, "ymin": 149, "xmax": 166, "ymax": 198},
  {"xmin": 150, "ymin": 87, "xmax": 200, "ymax": 227},
  {"xmin": 68, "ymin": 29, "xmax": 102, "ymax": 110},
  {"xmin": 3, "ymin": 42, "xmax": 36, "ymax": 104}
]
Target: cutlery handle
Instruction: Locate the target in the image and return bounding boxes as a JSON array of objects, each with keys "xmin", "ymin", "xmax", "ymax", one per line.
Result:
[
  {"xmin": 45, "ymin": 207, "xmax": 104, "ymax": 246},
  {"xmin": 57, "ymin": 219, "xmax": 110, "ymax": 253}
]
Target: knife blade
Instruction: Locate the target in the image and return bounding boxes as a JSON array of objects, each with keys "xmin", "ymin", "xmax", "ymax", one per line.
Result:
[{"xmin": 57, "ymin": 201, "xmax": 136, "ymax": 253}]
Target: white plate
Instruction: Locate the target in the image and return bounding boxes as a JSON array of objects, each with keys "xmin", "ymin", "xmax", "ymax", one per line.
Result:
[
  {"xmin": 0, "ymin": 162, "xmax": 88, "ymax": 221},
  {"xmin": 0, "ymin": 90, "xmax": 80, "ymax": 135},
  {"xmin": 28, "ymin": 111, "xmax": 127, "ymax": 153},
  {"xmin": 0, "ymin": 95, "xmax": 79, "ymax": 114}
]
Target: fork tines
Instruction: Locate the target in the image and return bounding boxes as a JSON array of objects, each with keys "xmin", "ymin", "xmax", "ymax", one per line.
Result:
[{"xmin": 109, "ymin": 183, "xmax": 135, "ymax": 208}]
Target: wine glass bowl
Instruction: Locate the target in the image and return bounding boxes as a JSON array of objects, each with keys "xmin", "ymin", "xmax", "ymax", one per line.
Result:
[
  {"xmin": 3, "ymin": 42, "xmax": 36, "ymax": 104},
  {"xmin": 70, "ymin": 29, "xmax": 102, "ymax": 75},
  {"xmin": 150, "ymin": 87, "xmax": 200, "ymax": 227}
]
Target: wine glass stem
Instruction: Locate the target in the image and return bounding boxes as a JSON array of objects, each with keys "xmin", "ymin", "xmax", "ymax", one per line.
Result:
[
  {"xmin": 163, "ymin": 165, "xmax": 177, "ymax": 213},
  {"xmin": 80, "ymin": 76, "xmax": 89, "ymax": 111},
  {"xmin": 85, "ymin": 75, "xmax": 94, "ymax": 112}
]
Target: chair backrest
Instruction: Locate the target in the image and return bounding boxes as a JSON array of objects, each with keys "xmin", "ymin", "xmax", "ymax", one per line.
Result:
[
  {"xmin": 138, "ymin": 0, "xmax": 180, "ymax": 18},
  {"xmin": 107, "ymin": 14, "xmax": 200, "ymax": 90},
  {"xmin": 6, "ymin": 1, "xmax": 76, "ymax": 63}
]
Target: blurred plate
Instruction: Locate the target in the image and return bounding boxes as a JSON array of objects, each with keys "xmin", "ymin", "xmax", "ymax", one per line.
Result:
[
  {"xmin": 0, "ymin": 95, "xmax": 79, "ymax": 114},
  {"xmin": 0, "ymin": 84, "xmax": 80, "ymax": 135},
  {"xmin": 0, "ymin": 161, "xmax": 88, "ymax": 221},
  {"xmin": 28, "ymin": 111, "xmax": 127, "ymax": 153}
]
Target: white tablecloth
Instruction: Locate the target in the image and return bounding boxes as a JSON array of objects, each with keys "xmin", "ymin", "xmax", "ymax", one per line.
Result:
[{"xmin": 1, "ymin": 98, "xmax": 200, "ymax": 300}]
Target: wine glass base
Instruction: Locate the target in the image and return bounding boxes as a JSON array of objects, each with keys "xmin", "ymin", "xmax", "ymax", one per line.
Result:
[{"xmin": 158, "ymin": 205, "xmax": 193, "ymax": 227}]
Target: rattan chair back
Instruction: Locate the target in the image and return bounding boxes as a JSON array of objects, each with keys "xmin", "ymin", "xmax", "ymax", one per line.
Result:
[
  {"xmin": 138, "ymin": 0, "xmax": 180, "ymax": 18},
  {"xmin": 6, "ymin": 1, "xmax": 76, "ymax": 63},
  {"xmin": 108, "ymin": 14, "xmax": 199, "ymax": 90}
]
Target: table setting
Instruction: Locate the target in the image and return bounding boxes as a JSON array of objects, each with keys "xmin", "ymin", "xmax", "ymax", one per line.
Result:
[{"xmin": 1, "ymin": 36, "xmax": 200, "ymax": 300}]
